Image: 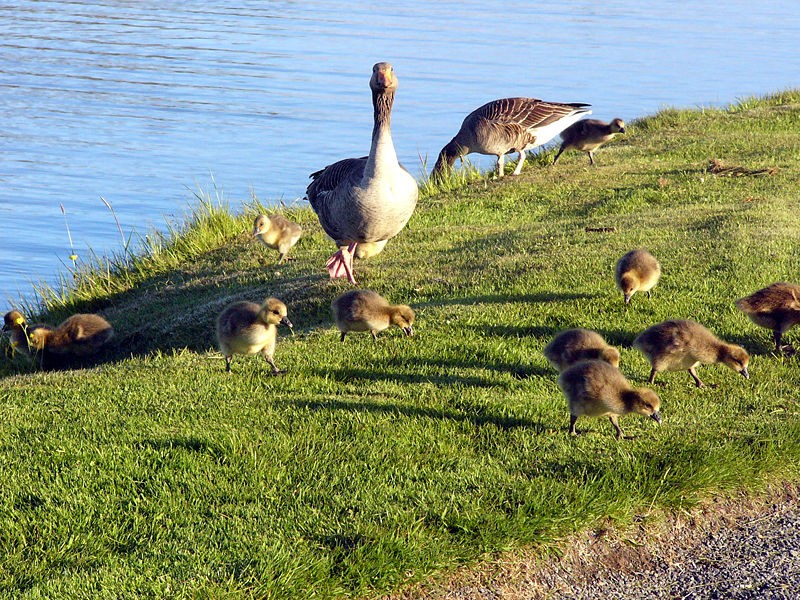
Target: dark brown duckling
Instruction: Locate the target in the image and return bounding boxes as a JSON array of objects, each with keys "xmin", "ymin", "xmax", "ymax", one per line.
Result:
[
  {"xmin": 735, "ymin": 282, "xmax": 800, "ymax": 353},
  {"xmin": 553, "ymin": 117, "xmax": 626, "ymax": 165}
]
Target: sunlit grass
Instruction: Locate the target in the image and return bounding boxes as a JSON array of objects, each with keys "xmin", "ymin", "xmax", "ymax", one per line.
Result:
[{"xmin": 1, "ymin": 91, "xmax": 799, "ymax": 599}]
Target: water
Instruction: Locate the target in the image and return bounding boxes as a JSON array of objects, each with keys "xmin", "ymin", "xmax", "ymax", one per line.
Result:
[{"xmin": 2, "ymin": 1, "xmax": 798, "ymax": 313}]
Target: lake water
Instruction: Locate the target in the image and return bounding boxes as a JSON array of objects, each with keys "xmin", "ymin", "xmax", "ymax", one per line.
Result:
[{"xmin": 2, "ymin": 1, "xmax": 799, "ymax": 313}]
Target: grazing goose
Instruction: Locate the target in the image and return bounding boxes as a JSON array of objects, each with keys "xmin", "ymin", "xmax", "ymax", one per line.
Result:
[
  {"xmin": 553, "ymin": 117, "xmax": 626, "ymax": 165},
  {"xmin": 558, "ymin": 359, "xmax": 661, "ymax": 439},
  {"xmin": 544, "ymin": 328, "xmax": 620, "ymax": 372},
  {"xmin": 307, "ymin": 62, "xmax": 418, "ymax": 285},
  {"xmin": 252, "ymin": 213, "xmax": 302, "ymax": 264},
  {"xmin": 615, "ymin": 248, "xmax": 661, "ymax": 304},
  {"xmin": 633, "ymin": 319, "xmax": 749, "ymax": 388},
  {"xmin": 332, "ymin": 289, "xmax": 414, "ymax": 341},
  {"xmin": 431, "ymin": 97, "xmax": 591, "ymax": 179},
  {"xmin": 735, "ymin": 282, "xmax": 800, "ymax": 353},
  {"xmin": 216, "ymin": 297, "xmax": 293, "ymax": 374}
]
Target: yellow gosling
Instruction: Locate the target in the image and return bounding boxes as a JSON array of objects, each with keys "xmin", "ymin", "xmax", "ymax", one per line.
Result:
[
  {"xmin": 252, "ymin": 213, "xmax": 302, "ymax": 264},
  {"xmin": 634, "ymin": 319, "xmax": 750, "ymax": 388},
  {"xmin": 332, "ymin": 289, "xmax": 415, "ymax": 341},
  {"xmin": 558, "ymin": 359, "xmax": 661, "ymax": 439},
  {"xmin": 615, "ymin": 248, "xmax": 661, "ymax": 304},
  {"xmin": 216, "ymin": 297, "xmax": 292, "ymax": 374},
  {"xmin": 544, "ymin": 328, "xmax": 620, "ymax": 372}
]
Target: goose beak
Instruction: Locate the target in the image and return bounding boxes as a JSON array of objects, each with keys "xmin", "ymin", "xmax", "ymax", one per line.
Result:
[
  {"xmin": 650, "ymin": 411, "xmax": 662, "ymax": 425},
  {"xmin": 740, "ymin": 367, "xmax": 749, "ymax": 379},
  {"xmin": 403, "ymin": 326, "xmax": 414, "ymax": 337},
  {"xmin": 281, "ymin": 316, "xmax": 293, "ymax": 330},
  {"xmin": 624, "ymin": 294, "xmax": 633, "ymax": 304}
]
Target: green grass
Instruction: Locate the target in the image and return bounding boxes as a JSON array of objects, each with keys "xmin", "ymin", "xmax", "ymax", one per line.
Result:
[{"xmin": 2, "ymin": 91, "xmax": 800, "ymax": 599}]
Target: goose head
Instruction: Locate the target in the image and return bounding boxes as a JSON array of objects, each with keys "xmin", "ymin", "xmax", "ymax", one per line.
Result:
[
  {"xmin": 371, "ymin": 62, "xmax": 397, "ymax": 93},
  {"xmin": 259, "ymin": 298, "xmax": 293, "ymax": 330},
  {"xmin": 610, "ymin": 118, "xmax": 626, "ymax": 134}
]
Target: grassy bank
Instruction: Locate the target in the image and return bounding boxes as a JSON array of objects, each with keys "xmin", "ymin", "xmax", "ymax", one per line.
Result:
[{"xmin": 1, "ymin": 91, "xmax": 799, "ymax": 599}]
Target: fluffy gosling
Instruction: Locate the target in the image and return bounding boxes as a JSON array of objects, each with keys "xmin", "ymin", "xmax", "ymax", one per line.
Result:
[
  {"xmin": 735, "ymin": 282, "xmax": 800, "ymax": 353},
  {"xmin": 332, "ymin": 289, "xmax": 415, "ymax": 341},
  {"xmin": 252, "ymin": 214, "xmax": 302, "ymax": 264},
  {"xmin": 553, "ymin": 117, "xmax": 626, "ymax": 165},
  {"xmin": 558, "ymin": 359, "xmax": 661, "ymax": 439},
  {"xmin": 2, "ymin": 310, "xmax": 49, "ymax": 356},
  {"xmin": 633, "ymin": 319, "xmax": 749, "ymax": 388},
  {"xmin": 615, "ymin": 248, "xmax": 661, "ymax": 304},
  {"xmin": 544, "ymin": 328, "xmax": 620, "ymax": 372},
  {"xmin": 216, "ymin": 297, "xmax": 293, "ymax": 374}
]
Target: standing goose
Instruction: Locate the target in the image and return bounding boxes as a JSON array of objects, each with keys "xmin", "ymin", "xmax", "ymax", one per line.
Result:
[
  {"xmin": 553, "ymin": 117, "xmax": 626, "ymax": 165},
  {"xmin": 306, "ymin": 62, "xmax": 418, "ymax": 285},
  {"xmin": 431, "ymin": 97, "xmax": 591, "ymax": 179},
  {"xmin": 735, "ymin": 282, "xmax": 800, "ymax": 352}
]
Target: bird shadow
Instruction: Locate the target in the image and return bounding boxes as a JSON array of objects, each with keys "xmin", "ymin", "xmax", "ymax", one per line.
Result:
[{"xmin": 273, "ymin": 397, "xmax": 550, "ymax": 434}]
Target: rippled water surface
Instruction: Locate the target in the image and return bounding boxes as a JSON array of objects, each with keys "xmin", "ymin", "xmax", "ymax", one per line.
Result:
[{"xmin": 1, "ymin": 1, "xmax": 799, "ymax": 311}]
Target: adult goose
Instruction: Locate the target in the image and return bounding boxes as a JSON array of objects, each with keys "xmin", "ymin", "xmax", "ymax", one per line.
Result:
[
  {"xmin": 431, "ymin": 97, "xmax": 591, "ymax": 179},
  {"xmin": 307, "ymin": 62, "xmax": 418, "ymax": 285}
]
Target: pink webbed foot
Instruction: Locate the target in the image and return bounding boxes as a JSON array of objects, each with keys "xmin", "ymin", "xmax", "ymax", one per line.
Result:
[{"xmin": 326, "ymin": 242, "xmax": 357, "ymax": 284}]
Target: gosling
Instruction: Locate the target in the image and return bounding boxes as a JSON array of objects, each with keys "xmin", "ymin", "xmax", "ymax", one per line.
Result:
[
  {"xmin": 615, "ymin": 248, "xmax": 661, "ymax": 304},
  {"xmin": 544, "ymin": 328, "xmax": 620, "ymax": 372},
  {"xmin": 252, "ymin": 213, "xmax": 302, "ymax": 264},
  {"xmin": 216, "ymin": 297, "xmax": 293, "ymax": 374},
  {"xmin": 558, "ymin": 359, "xmax": 661, "ymax": 439},
  {"xmin": 735, "ymin": 282, "xmax": 800, "ymax": 353},
  {"xmin": 633, "ymin": 319, "xmax": 749, "ymax": 388},
  {"xmin": 332, "ymin": 289, "xmax": 415, "ymax": 341},
  {"xmin": 553, "ymin": 118, "xmax": 626, "ymax": 165},
  {"xmin": 2, "ymin": 310, "xmax": 49, "ymax": 355}
]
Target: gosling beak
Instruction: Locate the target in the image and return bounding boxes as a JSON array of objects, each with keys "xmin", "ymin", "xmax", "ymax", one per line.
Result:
[
  {"xmin": 281, "ymin": 316, "xmax": 293, "ymax": 329},
  {"xmin": 740, "ymin": 367, "xmax": 749, "ymax": 379},
  {"xmin": 403, "ymin": 325, "xmax": 414, "ymax": 337},
  {"xmin": 619, "ymin": 127, "xmax": 627, "ymax": 134},
  {"xmin": 650, "ymin": 411, "xmax": 662, "ymax": 425},
  {"xmin": 624, "ymin": 294, "xmax": 632, "ymax": 304}
]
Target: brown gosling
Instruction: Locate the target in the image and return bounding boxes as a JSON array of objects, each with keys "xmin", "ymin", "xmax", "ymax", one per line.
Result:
[
  {"xmin": 544, "ymin": 328, "xmax": 620, "ymax": 372},
  {"xmin": 633, "ymin": 319, "xmax": 750, "ymax": 388},
  {"xmin": 735, "ymin": 282, "xmax": 800, "ymax": 353},
  {"xmin": 615, "ymin": 248, "xmax": 661, "ymax": 304},
  {"xmin": 332, "ymin": 289, "xmax": 415, "ymax": 341},
  {"xmin": 216, "ymin": 297, "xmax": 293, "ymax": 374},
  {"xmin": 558, "ymin": 359, "xmax": 661, "ymax": 439},
  {"xmin": 553, "ymin": 117, "xmax": 626, "ymax": 165},
  {"xmin": 252, "ymin": 214, "xmax": 302, "ymax": 264}
]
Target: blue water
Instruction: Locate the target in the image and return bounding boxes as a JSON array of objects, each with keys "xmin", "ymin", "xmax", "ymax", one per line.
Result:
[{"xmin": 1, "ymin": 1, "xmax": 798, "ymax": 313}]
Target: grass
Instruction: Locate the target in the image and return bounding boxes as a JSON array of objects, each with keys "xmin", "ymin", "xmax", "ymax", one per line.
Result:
[{"xmin": 1, "ymin": 91, "xmax": 800, "ymax": 599}]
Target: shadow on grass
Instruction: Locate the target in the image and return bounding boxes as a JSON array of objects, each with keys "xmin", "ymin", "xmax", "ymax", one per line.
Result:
[
  {"xmin": 384, "ymin": 355, "xmax": 552, "ymax": 380},
  {"xmin": 318, "ymin": 366, "xmax": 499, "ymax": 389},
  {"xmin": 418, "ymin": 291, "xmax": 596, "ymax": 309},
  {"xmin": 275, "ymin": 397, "xmax": 550, "ymax": 434}
]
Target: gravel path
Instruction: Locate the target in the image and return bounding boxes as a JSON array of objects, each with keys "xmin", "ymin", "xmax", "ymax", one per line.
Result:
[{"xmin": 387, "ymin": 484, "xmax": 800, "ymax": 600}]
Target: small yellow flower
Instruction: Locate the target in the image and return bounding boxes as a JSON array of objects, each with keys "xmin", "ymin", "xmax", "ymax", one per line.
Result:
[
  {"xmin": 69, "ymin": 254, "xmax": 78, "ymax": 261},
  {"xmin": 14, "ymin": 316, "xmax": 23, "ymax": 326}
]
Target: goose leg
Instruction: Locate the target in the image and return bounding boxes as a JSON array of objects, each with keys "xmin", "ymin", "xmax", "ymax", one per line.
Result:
[
  {"xmin": 553, "ymin": 144, "xmax": 566, "ymax": 164},
  {"xmin": 588, "ymin": 151, "xmax": 595, "ymax": 165},
  {"xmin": 325, "ymin": 242, "xmax": 358, "ymax": 284},
  {"xmin": 496, "ymin": 154, "xmax": 505, "ymax": 178},
  {"xmin": 512, "ymin": 150, "xmax": 526, "ymax": 175}
]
